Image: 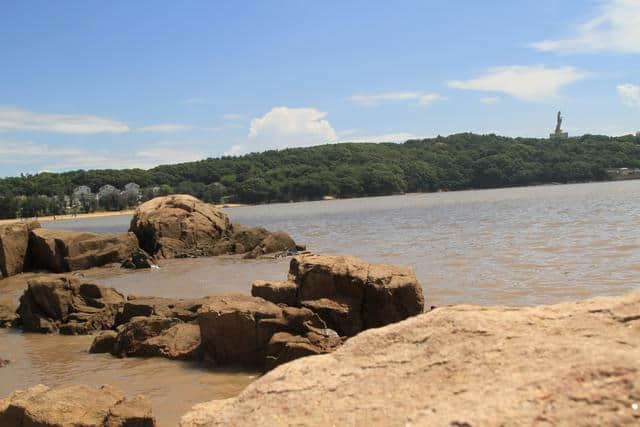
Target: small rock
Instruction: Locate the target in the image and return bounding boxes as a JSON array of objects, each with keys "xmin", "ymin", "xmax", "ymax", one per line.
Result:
[{"xmin": 89, "ymin": 330, "xmax": 118, "ymax": 354}]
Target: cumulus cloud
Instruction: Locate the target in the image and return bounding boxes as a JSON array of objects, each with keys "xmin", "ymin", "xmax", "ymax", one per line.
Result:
[
  {"xmin": 617, "ymin": 83, "xmax": 640, "ymax": 107},
  {"xmin": 136, "ymin": 123, "xmax": 193, "ymax": 133},
  {"xmin": 447, "ymin": 65, "xmax": 588, "ymax": 101},
  {"xmin": 228, "ymin": 107, "xmax": 337, "ymax": 155},
  {"xmin": 530, "ymin": 0, "xmax": 640, "ymax": 54},
  {"xmin": 350, "ymin": 91, "xmax": 445, "ymax": 107},
  {"xmin": 481, "ymin": 96, "xmax": 499, "ymax": 105}
]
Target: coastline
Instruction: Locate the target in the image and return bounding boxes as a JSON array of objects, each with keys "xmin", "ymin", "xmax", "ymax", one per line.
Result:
[{"xmin": 0, "ymin": 203, "xmax": 246, "ymax": 226}]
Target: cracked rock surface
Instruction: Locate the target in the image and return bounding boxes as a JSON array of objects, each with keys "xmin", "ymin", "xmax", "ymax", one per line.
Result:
[{"xmin": 181, "ymin": 291, "xmax": 640, "ymax": 426}]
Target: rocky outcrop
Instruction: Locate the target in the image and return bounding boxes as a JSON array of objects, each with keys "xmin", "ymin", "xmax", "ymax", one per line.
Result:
[
  {"xmin": 129, "ymin": 194, "xmax": 301, "ymax": 259},
  {"xmin": 252, "ymin": 254, "xmax": 425, "ymax": 337},
  {"xmin": 181, "ymin": 291, "xmax": 640, "ymax": 426},
  {"xmin": 29, "ymin": 228, "xmax": 138, "ymax": 273},
  {"xmin": 110, "ymin": 316, "xmax": 201, "ymax": 361},
  {"xmin": 17, "ymin": 276, "xmax": 125, "ymax": 334},
  {"xmin": 121, "ymin": 248, "xmax": 155, "ymax": 269},
  {"xmin": 0, "ymin": 300, "xmax": 17, "ymax": 328},
  {"xmin": 198, "ymin": 295, "xmax": 340, "ymax": 370},
  {"xmin": 0, "ymin": 221, "xmax": 40, "ymax": 278},
  {"xmin": 251, "ymin": 280, "xmax": 297, "ymax": 306},
  {"xmin": 129, "ymin": 194, "xmax": 230, "ymax": 258},
  {"xmin": 117, "ymin": 296, "xmax": 212, "ymax": 325},
  {"xmin": 89, "ymin": 330, "xmax": 118, "ymax": 353},
  {"xmin": 0, "ymin": 384, "xmax": 155, "ymax": 426}
]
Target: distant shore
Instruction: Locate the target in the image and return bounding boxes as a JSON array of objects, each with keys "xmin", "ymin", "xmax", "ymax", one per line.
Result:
[{"xmin": 0, "ymin": 203, "xmax": 246, "ymax": 226}]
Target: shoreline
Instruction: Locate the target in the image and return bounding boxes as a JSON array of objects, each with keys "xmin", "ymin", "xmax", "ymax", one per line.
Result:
[{"xmin": 0, "ymin": 203, "xmax": 246, "ymax": 225}]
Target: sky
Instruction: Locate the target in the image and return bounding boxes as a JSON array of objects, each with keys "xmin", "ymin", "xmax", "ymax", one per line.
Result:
[{"xmin": 1, "ymin": 0, "xmax": 639, "ymax": 177}]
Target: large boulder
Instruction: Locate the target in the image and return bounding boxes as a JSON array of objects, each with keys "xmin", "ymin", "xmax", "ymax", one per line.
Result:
[
  {"xmin": 110, "ymin": 316, "xmax": 201, "ymax": 361},
  {"xmin": 29, "ymin": 228, "xmax": 138, "ymax": 273},
  {"xmin": 0, "ymin": 221, "xmax": 39, "ymax": 278},
  {"xmin": 129, "ymin": 194, "xmax": 302, "ymax": 259},
  {"xmin": 0, "ymin": 384, "xmax": 155, "ymax": 426},
  {"xmin": 184, "ymin": 291, "xmax": 640, "ymax": 426},
  {"xmin": 259, "ymin": 254, "xmax": 425, "ymax": 336},
  {"xmin": 17, "ymin": 276, "xmax": 125, "ymax": 334},
  {"xmin": 129, "ymin": 194, "xmax": 230, "ymax": 258}
]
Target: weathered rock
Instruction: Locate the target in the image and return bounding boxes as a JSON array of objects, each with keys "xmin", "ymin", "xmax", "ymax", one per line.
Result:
[
  {"xmin": 89, "ymin": 330, "xmax": 118, "ymax": 353},
  {"xmin": 188, "ymin": 291, "xmax": 640, "ymax": 426},
  {"xmin": 244, "ymin": 231, "xmax": 297, "ymax": 259},
  {"xmin": 117, "ymin": 296, "xmax": 212, "ymax": 325},
  {"xmin": 0, "ymin": 221, "xmax": 39, "ymax": 278},
  {"xmin": 29, "ymin": 228, "xmax": 138, "ymax": 273},
  {"xmin": 0, "ymin": 300, "xmax": 17, "ymax": 328},
  {"xmin": 121, "ymin": 248, "xmax": 155, "ymax": 269},
  {"xmin": 0, "ymin": 383, "xmax": 155, "ymax": 426},
  {"xmin": 251, "ymin": 280, "xmax": 298, "ymax": 306},
  {"xmin": 179, "ymin": 399, "xmax": 233, "ymax": 427},
  {"xmin": 289, "ymin": 254, "xmax": 424, "ymax": 336},
  {"xmin": 17, "ymin": 276, "xmax": 125, "ymax": 334},
  {"xmin": 230, "ymin": 224, "xmax": 270, "ymax": 253},
  {"xmin": 129, "ymin": 194, "xmax": 230, "ymax": 258},
  {"xmin": 198, "ymin": 294, "xmax": 283, "ymax": 368},
  {"xmin": 111, "ymin": 316, "xmax": 201, "ymax": 361}
]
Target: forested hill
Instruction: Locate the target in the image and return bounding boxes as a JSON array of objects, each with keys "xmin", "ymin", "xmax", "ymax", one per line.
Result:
[{"xmin": 1, "ymin": 133, "xmax": 640, "ymax": 218}]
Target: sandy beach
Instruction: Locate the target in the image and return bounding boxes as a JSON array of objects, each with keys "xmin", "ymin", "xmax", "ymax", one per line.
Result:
[{"xmin": 0, "ymin": 204, "xmax": 246, "ymax": 226}]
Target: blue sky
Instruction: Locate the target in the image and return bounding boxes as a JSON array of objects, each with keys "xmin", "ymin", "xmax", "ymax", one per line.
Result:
[{"xmin": 1, "ymin": 0, "xmax": 639, "ymax": 177}]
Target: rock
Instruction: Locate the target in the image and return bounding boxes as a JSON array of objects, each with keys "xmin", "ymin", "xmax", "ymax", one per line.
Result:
[
  {"xmin": 244, "ymin": 231, "xmax": 297, "ymax": 259},
  {"xmin": 251, "ymin": 280, "xmax": 298, "ymax": 306},
  {"xmin": 0, "ymin": 300, "xmax": 17, "ymax": 328},
  {"xmin": 179, "ymin": 399, "xmax": 233, "ymax": 427},
  {"xmin": 111, "ymin": 316, "xmax": 201, "ymax": 361},
  {"xmin": 89, "ymin": 330, "xmax": 118, "ymax": 353},
  {"xmin": 121, "ymin": 248, "xmax": 155, "ymax": 269},
  {"xmin": 0, "ymin": 358, "xmax": 8, "ymax": 367},
  {"xmin": 29, "ymin": 228, "xmax": 138, "ymax": 273},
  {"xmin": 198, "ymin": 294, "xmax": 283, "ymax": 368},
  {"xmin": 17, "ymin": 276, "xmax": 125, "ymax": 334},
  {"xmin": 129, "ymin": 194, "xmax": 230, "ymax": 258},
  {"xmin": 0, "ymin": 383, "xmax": 155, "ymax": 426},
  {"xmin": 0, "ymin": 221, "xmax": 40, "ymax": 278},
  {"xmin": 190, "ymin": 291, "xmax": 640, "ymax": 426},
  {"xmin": 288, "ymin": 254, "xmax": 424, "ymax": 336},
  {"xmin": 229, "ymin": 224, "xmax": 270, "ymax": 253},
  {"xmin": 117, "ymin": 296, "xmax": 212, "ymax": 325}
]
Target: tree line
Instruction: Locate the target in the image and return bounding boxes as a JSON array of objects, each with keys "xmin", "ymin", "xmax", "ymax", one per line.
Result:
[{"xmin": 1, "ymin": 132, "xmax": 639, "ymax": 219}]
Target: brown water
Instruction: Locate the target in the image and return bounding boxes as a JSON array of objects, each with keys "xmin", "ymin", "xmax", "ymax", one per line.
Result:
[{"xmin": 3, "ymin": 180, "xmax": 640, "ymax": 424}]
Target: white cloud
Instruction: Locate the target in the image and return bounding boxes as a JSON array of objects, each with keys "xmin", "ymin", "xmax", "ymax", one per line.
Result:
[
  {"xmin": 0, "ymin": 107, "xmax": 130, "ymax": 134},
  {"xmin": 222, "ymin": 113, "xmax": 245, "ymax": 121},
  {"xmin": 447, "ymin": 65, "xmax": 588, "ymax": 101},
  {"xmin": 617, "ymin": 83, "xmax": 640, "ymax": 107},
  {"xmin": 341, "ymin": 132, "xmax": 416, "ymax": 143},
  {"xmin": 136, "ymin": 123, "xmax": 193, "ymax": 133},
  {"xmin": 530, "ymin": 0, "xmax": 640, "ymax": 54},
  {"xmin": 181, "ymin": 97, "xmax": 207, "ymax": 105},
  {"xmin": 350, "ymin": 91, "xmax": 445, "ymax": 107},
  {"xmin": 481, "ymin": 96, "xmax": 499, "ymax": 105},
  {"xmin": 228, "ymin": 107, "xmax": 337, "ymax": 154}
]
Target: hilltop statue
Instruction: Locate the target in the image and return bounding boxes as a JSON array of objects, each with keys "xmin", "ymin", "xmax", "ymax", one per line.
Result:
[{"xmin": 550, "ymin": 110, "xmax": 568, "ymax": 139}]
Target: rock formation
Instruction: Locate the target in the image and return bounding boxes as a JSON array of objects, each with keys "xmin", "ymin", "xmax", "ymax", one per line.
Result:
[
  {"xmin": 180, "ymin": 291, "xmax": 640, "ymax": 426},
  {"xmin": 29, "ymin": 228, "xmax": 138, "ymax": 273},
  {"xmin": 130, "ymin": 194, "xmax": 230, "ymax": 258},
  {"xmin": 129, "ymin": 194, "xmax": 302, "ymax": 259},
  {"xmin": 17, "ymin": 276, "xmax": 125, "ymax": 334},
  {"xmin": 0, "ymin": 384, "xmax": 155, "ymax": 426},
  {"xmin": 254, "ymin": 254, "xmax": 425, "ymax": 336},
  {"xmin": 0, "ymin": 221, "xmax": 39, "ymax": 278}
]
